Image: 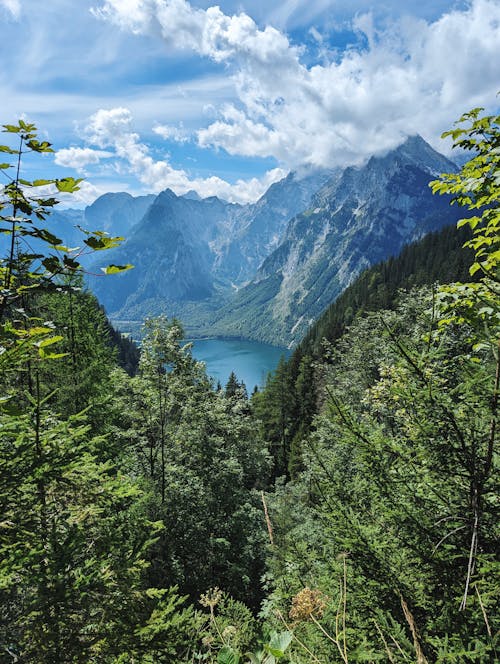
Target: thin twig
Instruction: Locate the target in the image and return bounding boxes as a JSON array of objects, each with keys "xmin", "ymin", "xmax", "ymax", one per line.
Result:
[
  {"xmin": 475, "ymin": 585, "xmax": 492, "ymax": 638},
  {"xmin": 432, "ymin": 524, "xmax": 467, "ymax": 554},
  {"xmin": 388, "ymin": 632, "xmax": 412, "ymax": 661},
  {"xmin": 373, "ymin": 620, "xmax": 396, "ymax": 664},
  {"xmin": 311, "ymin": 615, "xmax": 347, "ymax": 663},
  {"xmin": 276, "ymin": 610, "xmax": 323, "ymax": 664},
  {"xmin": 342, "ymin": 555, "xmax": 347, "ymax": 663},
  {"xmin": 459, "ymin": 492, "xmax": 479, "ymax": 611}
]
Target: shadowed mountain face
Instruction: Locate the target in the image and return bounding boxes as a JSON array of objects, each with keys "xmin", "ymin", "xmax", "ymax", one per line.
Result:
[
  {"xmin": 88, "ymin": 170, "xmax": 333, "ymax": 321},
  {"xmin": 76, "ymin": 135, "xmax": 460, "ymax": 345},
  {"xmin": 84, "ymin": 192, "xmax": 155, "ymax": 236}
]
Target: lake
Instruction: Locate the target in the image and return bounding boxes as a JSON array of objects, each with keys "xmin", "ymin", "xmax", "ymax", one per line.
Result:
[{"xmin": 188, "ymin": 338, "xmax": 290, "ymax": 390}]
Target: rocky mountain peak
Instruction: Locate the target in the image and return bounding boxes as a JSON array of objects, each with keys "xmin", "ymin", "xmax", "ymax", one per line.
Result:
[{"xmin": 182, "ymin": 190, "xmax": 202, "ymax": 201}]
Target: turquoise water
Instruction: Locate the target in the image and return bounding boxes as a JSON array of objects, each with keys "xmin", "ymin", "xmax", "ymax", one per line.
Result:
[{"xmin": 189, "ymin": 338, "xmax": 290, "ymax": 390}]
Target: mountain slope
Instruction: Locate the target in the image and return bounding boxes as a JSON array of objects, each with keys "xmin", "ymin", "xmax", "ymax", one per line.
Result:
[
  {"xmin": 84, "ymin": 192, "xmax": 155, "ymax": 236},
  {"xmin": 210, "ymin": 136, "xmax": 462, "ymax": 345},
  {"xmin": 213, "ymin": 169, "xmax": 335, "ymax": 283},
  {"xmin": 90, "ymin": 170, "xmax": 333, "ymax": 325},
  {"xmin": 90, "ymin": 189, "xmax": 239, "ymax": 314}
]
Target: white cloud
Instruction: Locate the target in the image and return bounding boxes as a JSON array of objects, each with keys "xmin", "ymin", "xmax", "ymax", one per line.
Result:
[
  {"xmin": 82, "ymin": 107, "xmax": 287, "ymax": 202},
  {"xmin": 93, "ymin": 0, "xmax": 500, "ymax": 168},
  {"xmin": 60, "ymin": 180, "xmax": 113, "ymax": 206},
  {"xmin": 55, "ymin": 147, "xmax": 113, "ymax": 170},
  {"xmin": 0, "ymin": 0, "xmax": 20, "ymax": 18},
  {"xmin": 153, "ymin": 122, "xmax": 190, "ymax": 142},
  {"xmin": 93, "ymin": 0, "xmax": 300, "ymax": 66}
]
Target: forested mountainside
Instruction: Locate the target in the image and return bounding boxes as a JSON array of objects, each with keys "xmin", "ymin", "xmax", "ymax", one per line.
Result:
[
  {"xmin": 1, "ymin": 109, "xmax": 498, "ymax": 663},
  {"xmin": 297, "ymin": 223, "xmax": 474, "ymax": 356},
  {"xmin": 252, "ymin": 221, "xmax": 477, "ymax": 480}
]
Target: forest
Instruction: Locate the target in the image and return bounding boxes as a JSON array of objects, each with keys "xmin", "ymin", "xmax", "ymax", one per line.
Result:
[{"xmin": 0, "ymin": 107, "xmax": 498, "ymax": 663}]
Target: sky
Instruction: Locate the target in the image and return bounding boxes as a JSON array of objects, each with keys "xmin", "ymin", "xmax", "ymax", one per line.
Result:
[{"xmin": 0, "ymin": 0, "xmax": 499, "ymax": 206}]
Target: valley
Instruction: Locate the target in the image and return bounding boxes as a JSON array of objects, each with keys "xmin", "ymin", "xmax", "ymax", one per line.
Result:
[{"xmin": 57, "ymin": 135, "xmax": 463, "ymax": 348}]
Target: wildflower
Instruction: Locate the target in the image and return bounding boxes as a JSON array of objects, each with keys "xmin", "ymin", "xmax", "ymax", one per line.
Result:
[
  {"xmin": 289, "ymin": 587, "xmax": 328, "ymax": 622},
  {"xmin": 200, "ymin": 587, "xmax": 223, "ymax": 610},
  {"xmin": 222, "ymin": 625, "xmax": 237, "ymax": 640}
]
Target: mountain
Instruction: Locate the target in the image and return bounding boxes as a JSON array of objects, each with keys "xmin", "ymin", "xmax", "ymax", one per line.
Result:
[
  {"xmin": 82, "ymin": 135, "xmax": 461, "ymax": 345},
  {"xmin": 90, "ymin": 189, "xmax": 241, "ymax": 315},
  {"xmin": 89, "ymin": 169, "xmax": 333, "ymax": 325},
  {"xmin": 297, "ymin": 223, "xmax": 474, "ymax": 359},
  {"xmin": 213, "ymin": 169, "xmax": 336, "ymax": 284},
  {"xmin": 0, "ymin": 192, "xmax": 156, "ymax": 273},
  {"xmin": 209, "ymin": 136, "xmax": 462, "ymax": 346},
  {"xmin": 84, "ymin": 192, "xmax": 155, "ymax": 236}
]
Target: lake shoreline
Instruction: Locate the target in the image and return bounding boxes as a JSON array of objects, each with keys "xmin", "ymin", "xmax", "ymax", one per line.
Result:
[{"xmin": 188, "ymin": 337, "xmax": 291, "ymax": 390}]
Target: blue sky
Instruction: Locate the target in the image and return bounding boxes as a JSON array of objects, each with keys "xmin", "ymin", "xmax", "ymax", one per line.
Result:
[{"xmin": 1, "ymin": 0, "xmax": 499, "ymax": 205}]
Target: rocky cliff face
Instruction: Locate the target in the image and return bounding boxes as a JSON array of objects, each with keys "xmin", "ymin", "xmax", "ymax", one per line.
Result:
[
  {"xmin": 210, "ymin": 136, "xmax": 461, "ymax": 345},
  {"xmin": 212, "ymin": 169, "xmax": 335, "ymax": 284}
]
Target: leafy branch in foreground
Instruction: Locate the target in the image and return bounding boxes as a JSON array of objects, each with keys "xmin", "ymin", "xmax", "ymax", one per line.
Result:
[
  {"xmin": 430, "ymin": 106, "xmax": 500, "ymax": 284},
  {"xmin": 0, "ymin": 119, "xmax": 132, "ymax": 320},
  {"xmin": 430, "ymin": 105, "xmax": 500, "ymax": 612}
]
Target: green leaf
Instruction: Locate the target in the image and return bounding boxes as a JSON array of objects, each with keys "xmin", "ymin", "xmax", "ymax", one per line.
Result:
[
  {"xmin": 63, "ymin": 256, "xmax": 81, "ymax": 270},
  {"xmin": 42, "ymin": 256, "xmax": 61, "ymax": 273},
  {"xmin": 217, "ymin": 646, "xmax": 240, "ymax": 664},
  {"xmin": 100, "ymin": 264, "xmax": 134, "ymax": 274},
  {"xmin": 32, "ymin": 179, "xmax": 55, "ymax": 187},
  {"xmin": 245, "ymin": 654, "xmax": 262, "ymax": 664},
  {"xmin": 55, "ymin": 177, "xmax": 83, "ymax": 193},
  {"xmin": 2, "ymin": 124, "xmax": 21, "ymax": 133},
  {"xmin": 38, "ymin": 350, "xmax": 69, "ymax": 360},
  {"xmin": 0, "ymin": 396, "xmax": 23, "ymax": 415},
  {"xmin": 26, "ymin": 139, "xmax": 53, "ymax": 153},
  {"xmin": 36, "ymin": 335, "xmax": 64, "ymax": 348},
  {"xmin": 84, "ymin": 235, "xmax": 124, "ymax": 250},
  {"xmin": 263, "ymin": 632, "xmax": 293, "ymax": 660},
  {"xmin": 29, "ymin": 228, "xmax": 63, "ymax": 246}
]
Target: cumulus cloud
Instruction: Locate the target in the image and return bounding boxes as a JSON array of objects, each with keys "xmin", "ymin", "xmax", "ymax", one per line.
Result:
[
  {"xmin": 55, "ymin": 147, "xmax": 113, "ymax": 171},
  {"xmin": 93, "ymin": 0, "xmax": 500, "ymax": 168},
  {"xmin": 0, "ymin": 0, "xmax": 21, "ymax": 18},
  {"xmin": 153, "ymin": 122, "xmax": 190, "ymax": 143},
  {"xmin": 92, "ymin": 0, "xmax": 300, "ymax": 66},
  {"xmin": 82, "ymin": 107, "xmax": 287, "ymax": 203}
]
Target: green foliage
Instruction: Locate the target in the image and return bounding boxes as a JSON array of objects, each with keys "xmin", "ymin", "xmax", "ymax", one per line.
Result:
[
  {"xmin": 264, "ymin": 290, "xmax": 498, "ymax": 661},
  {"xmin": 109, "ymin": 316, "xmax": 271, "ymax": 606},
  {"xmin": 260, "ymin": 102, "xmax": 500, "ymax": 663},
  {"xmin": 0, "ymin": 404, "xmax": 160, "ymax": 660},
  {"xmin": 252, "ymin": 356, "xmax": 296, "ymax": 479},
  {"xmin": 0, "ymin": 120, "xmax": 201, "ymax": 661},
  {"xmin": 0, "ymin": 120, "xmax": 131, "ymax": 322},
  {"xmin": 2, "ymin": 106, "xmax": 499, "ymax": 662},
  {"xmin": 430, "ymin": 106, "xmax": 500, "ymax": 282}
]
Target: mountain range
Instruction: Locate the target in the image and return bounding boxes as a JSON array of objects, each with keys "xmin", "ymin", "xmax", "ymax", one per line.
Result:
[{"xmin": 52, "ymin": 135, "xmax": 461, "ymax": 346}]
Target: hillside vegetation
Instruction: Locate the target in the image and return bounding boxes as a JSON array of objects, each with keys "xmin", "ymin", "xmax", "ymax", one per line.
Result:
[{"xmin": 0, "ymin": 108, "xmax": 498, "ymax": 662}]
